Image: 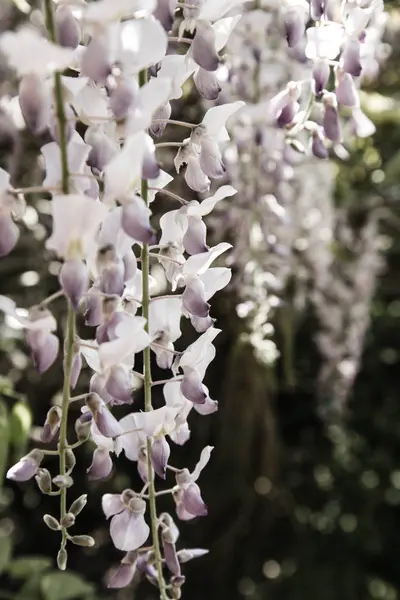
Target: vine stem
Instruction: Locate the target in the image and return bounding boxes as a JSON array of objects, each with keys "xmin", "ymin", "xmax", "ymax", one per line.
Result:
[
  {"xmin": 44, "ymin": 0, "xmax": 76, "ymax": 562},
  {"xmin": 139, "ymin": 68, "xmax": 169, "ymax": 600}
]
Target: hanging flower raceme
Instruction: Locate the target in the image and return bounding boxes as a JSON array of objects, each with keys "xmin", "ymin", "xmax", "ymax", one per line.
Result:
[{"xmin": 0, "ymin": 0, "xmax": 247, "ymax": 595}]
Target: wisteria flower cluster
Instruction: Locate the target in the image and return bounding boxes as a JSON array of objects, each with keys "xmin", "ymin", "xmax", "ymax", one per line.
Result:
[
  {"xmin": 216, "ymin": 0, "xmax": 388, "ymax": 400},
  {"xmin": 0, "ymin": 0, "xmax": 247, "ymax": 596}
]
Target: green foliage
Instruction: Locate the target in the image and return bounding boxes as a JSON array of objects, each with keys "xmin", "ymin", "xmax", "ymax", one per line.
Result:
[
  {"xmin": 9, "ymin": 400, "xmax": 32, "ymax": 459},
  {"xmin": 0, "ymin": 399, "xmax": 9, "ymax": 485},
  {"xmin": 6, "ymin": 557, "xmax": 53, "ymax": 579},
  {"xmin": 40, "ymin": 573, "xmax": 95, "ymax": 600}
]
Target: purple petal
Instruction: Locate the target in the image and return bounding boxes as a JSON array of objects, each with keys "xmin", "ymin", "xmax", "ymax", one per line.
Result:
[
  {"xmin": 99, "ymin": 267, "xmax": 125, "ymax": 296},
  {"xmin": 180, "ymin": 368, "xmax": 207, "ymax": 404},
  {"xmin": 182, "ymin": 482, "xmax": 207, "ymax": 517},
  {"xmin": 19, "ymin": 74, "xmax": 50, "ymax": 134},
  {"xmin": 87, "ymin": 130, "xmax": 117, "ymax": 172},
  {"xmin": 90, "ymin": 373, "xmax": 114, "ymax": 404},
  {"xmin": 310, "ymin": 0, "xmax": 324, "ymax": 20},
  {"xmin": 110, "ymin": 79, "xmax": 137, "ymax": 121},
  {"xmin": 150, "ymin": 102, "xmax": 171, "ymax": 137},
  {"xmin": 95, "ymin": 406, "xmax": 122, "ymax": 438},
  {"xmin": 142, "ymin": 145, "xmax": 160, "ymax": 180},
  {"xmin": 336, "ymin": 72, "xmax": 359, "ymax": 107},
  {"xmin": 59, "ymin": 258, "xmax": 89, "ymax": 310},
  {"xmin": 107, "ymin": 563, "xmax": 136, "ymax": 589},
  {"xmin": 284, "ymin": 9, "xmax": 305, "ymax": 48},
  {"xmin": 194, "ymin": 68, "xmax": 221, "ymax": 100},
  {"xmin": 183, "ymin": 217, "xmax": 208, "ymax": 255},
  {"xmin": 0, "ymin": 215, "xmax": 19, "ymax": 257},
  {"xmin": 81, "ymin": 37, "xmax": 110, "ymax": 83},
  {"xmin": 313, "ymin": 59, "xmax": 330, "ymax": 96},
  {"xmin": 277, "ymin": 101, "xmax": 299, "ymax": 128},
  {"xmin": 342, "ymin": 38, "xmax": 362, "ymax": 77},
  {"xmin": 182, "ymin": 278, "xmax": 210, "ymax": 318},
  {"xmin": 123, "ymin": 251, "xmax": 137, "ymax": 281},
  {"xmin": 70, "ymin": 352, "xmax": 82, "ymax": 389},
  {"xmin": 199, "ymin": 137, "xmax": 225, "ymax": 179},
  {"xmin": 87, "ymin": 448, "xmax": 113, "ymax": 481},
  {"xmin": 185, "ymin": 156, "xmax": 210, "ymax": 193},
  {"xmin": 27, "ymin": 331, "xmax": 59, "ymax": 373},
  {"xmin": 105, "ymin": 366, "xmax": 133, "ymax": 404},
  {"xmin": 7, "ymin": 450, "xmax": 43, "ymax": 482},
  {"xmin": 190, "ymin": 314, "xmax": 215, "ymax": 333},
  {"xmin": 311, "ymin": 130, "xmax": 328, "ymax": 159},
  {"xmin": 121, "ymin": 199, "xmax": 154, "ymax": 244},
  {"xmin": 323, "ymin": 99, "xmax": 341, "ymax": 142},
  {"xmin": 40, "ymin": 406, "xmax": 61, "ymax": 443},
  {"xmin": 110, "ymin": 509, "xmax": 150, "ymax": 551},
  {"xmin": 162, "ymin": 539, "xmax": 181, "ymax": 576},
  {"xmin": 85, "ymin": 289, "xmax": 103, "ymax": 326},
  {"xmin": 177, "ymin": 548, "xmax": 209, "ymax": 563},
  {"xmin": 150, "ymin": 437, "xmax": 170, "ymax": 479},
  {"xmin": 154, "ymin": 0, "xmax": 177, "ymax": 31},
  {"xmin": 49, "ymin": 103, "xmax": 75, "ymax": 145},
  {"xmin": 55, "ymin": 5, "xmax": 80, "ymax": 49},
  {"xmin": 192, "ymin": 22, "xmax": 219, "ymax": 72}
]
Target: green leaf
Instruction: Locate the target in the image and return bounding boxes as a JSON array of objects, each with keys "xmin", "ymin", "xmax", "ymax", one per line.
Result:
[
  {"xmin": 15, "ymin": 574, "xmax": 43, "ymax": 600},
  {"xmin": 40, "ymin": 572, "xmax": 95, "ymax": 600},
  {"xmin": 9, "ymin": 400, "xmax": 32, "ymax": 458},
  {"xmin": 0, "ymin": 399, "xmax": 9, "ymax": 485},
  {"xmin": 7, "ymin": 556, "xmax": 53, "ymax": 579},
  {"xmin": 0, "ymin": 535, "xmax": 12, "ymax": 574}
]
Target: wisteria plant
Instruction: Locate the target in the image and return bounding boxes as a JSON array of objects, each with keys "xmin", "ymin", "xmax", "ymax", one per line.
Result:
[{"xmin": 0, "ymin": 0, "xmax": 247, "ymax": 596}]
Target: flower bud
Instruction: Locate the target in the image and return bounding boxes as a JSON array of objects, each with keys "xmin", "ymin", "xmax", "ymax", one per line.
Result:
[
  {"xmin": 59, "ymin": 258, "xmax": 89, "ymax": 311},
  {"xmin": 19, "ymin": 74, "xmax": 50, "ymax": 134},
  {"xmin": 35, "ymin": 468, "xmax": 52, "ymax": 494},
  {"xmin": 87, "ymin": 448, "xmax": 113, "ymax": 481},
  {"xmin": 75, "ymin": 414, "xmax": 92, "ymax": 442},
  {"xmin": 109, "ymin": 78, "xmax": 137, "ymax": 120},
  {"xmin": 284, "ymin": 8, "xmax": 305, "ymax": 48},
  {"xmin": 177, "ymin": 548, "xmax": 209, "ymax": 563},
  {"xmin": 192, "ymin": 22, "xmax": 219, "ymax": 72},
  {"xmin": 53, "ymin": 474, "xmax": 74, "ymax": 489},
  {"xmin": 7, "ymin": 449, "xmax": 44, "ymax": 481},
  {"xmin": 41, "ymin": 406, "xmax": 61, "ymax": 444},
  {"xmin": 60, "ymin": 512, "xmax": 76, "ymax": 528},
  {"xmin": 69, "ymin": 535, "xmax": 95, "ymax": 547},
  {"xmin": 57, "ymin": 547, "xmax": 68, "ymax": 571},
  {"xmin": 69, "ymin": 494, "xmax": 88, "ymax": 517},
  {"xmin": 43, "ymin": 514, "xmax": 61, "ymax": 531},
  {"xmin": 194, "ymin": 68, "xmax": 221, "ymax": 100},
  {"xmin": 150, "ymin": 102, "xmax": 171, "ymax": 137},
  {"xmin": 65, "ymin": 449, "xmax": 76, "ymax": 473},
  {"xmin": 150, "ymin": 437, "xmax": 170, "ymax": 480},
  {"xmin": 55, "ymin": 5, "xmax": 80, "ymax": 49}
]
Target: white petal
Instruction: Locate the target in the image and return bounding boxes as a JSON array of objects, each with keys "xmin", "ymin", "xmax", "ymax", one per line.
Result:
[
  {"xmin": 110, "ymin": 509, "xmax": 150, "ymax": 551},
  {"xmin": 187, "ymin": 185, "xmax": 236, "ymax": 217},
  {"xmin": 0, "ymin": 27, "xmax": 74, "ymax": 76},
  {"xmin": 180, "ymin": 327, "xmax": 220, "ymax": 379},
  {"xmin": 102, "ymin": 493, "xmax": 124, "ymax": 518},
  {"xmin": 149, "ymin": 297, "xmax": 182, "ymax": 342},
  {"xmin": 157, "ymin": 55, "xmax": 196, "ymax": 100},
  {"xmin": 104, "ymin": 132, "xmax": 146, "ymax": 203},
  {"xmin": 159, "ymin": 209, "xmax": 187, "ymax": 250},
  {"xmin": 199, "ymin": 267, "xmax": 232, "ymax": 300},
  {"xmin": 183, "ymin": 242, "xmax": 232, "ymax": 278},
  {"xmin": 213, "ymin": 15, "xmax": 242, "ymax": 52},
  {"xmin": 120, "ymin": 17, "xmax": 168, "ymax": 74},
  {"xmin": 201, "ymin": 101, "xmax": 245, "ymax": 142},
  {"xmin": 80, "ymin": 343, "xmax": 101, "ymax": 372},
  {"xmin": 84, "ymin": 0, "xmax": 157, "ymax": 24},
  {"xmin": 198, "ymin": 0, "xmax": 249, "ymax": 22},
  {"xmin": 305, "ymin": 23, "xmax": 344, "ymax": 61},
  {"xmin": 127, "ymin": 77, "xmax": 172, "ymax": 135},
  {"xmin": 46, "ymin": 194, "xmax": 108, "ymax": 259},
  {"xmin": 190, "ymin": 445, "xmax": 213, "ymax": 481}
]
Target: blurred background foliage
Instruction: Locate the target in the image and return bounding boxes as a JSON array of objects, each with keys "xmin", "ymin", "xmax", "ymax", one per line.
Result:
[{"xmin": 1, "ymin": 1, "xmax": 400, "ymax": 600}]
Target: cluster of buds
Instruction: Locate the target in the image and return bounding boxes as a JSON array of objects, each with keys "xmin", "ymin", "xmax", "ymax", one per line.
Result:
[{"xmin": 0, "ymin": 0, "xmax": 249, "ymax": 596}]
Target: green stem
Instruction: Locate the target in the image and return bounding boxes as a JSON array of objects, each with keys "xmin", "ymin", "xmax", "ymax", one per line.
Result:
[
  {"xmin": 44, "ymin": 0, "xmax": 76, "ymax": 560},
  {"xmin": 139, "ymin": 68, "xmax": 168, "ymax": 600}
]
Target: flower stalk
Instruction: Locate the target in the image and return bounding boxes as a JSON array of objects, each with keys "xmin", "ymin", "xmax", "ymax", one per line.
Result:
[
  {"xmin": 139, "ymin": 67, "xmax": 168, "ymax": 600},
  {"xmin": 44, "ymin": 0, "xmax": 77, "ymax": 565}
]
